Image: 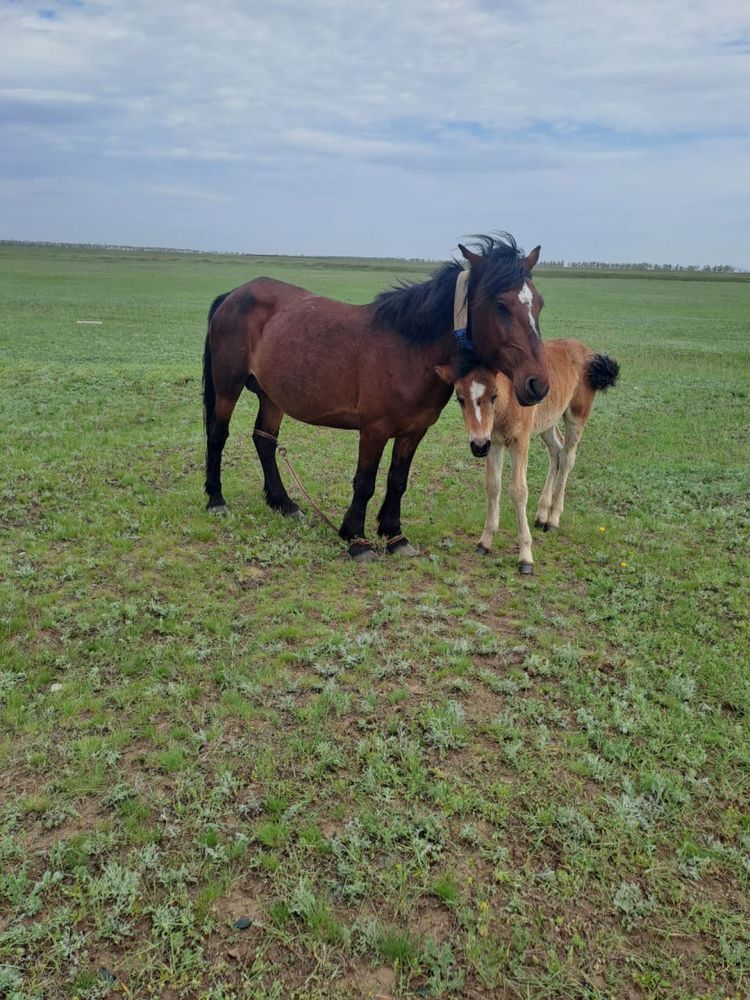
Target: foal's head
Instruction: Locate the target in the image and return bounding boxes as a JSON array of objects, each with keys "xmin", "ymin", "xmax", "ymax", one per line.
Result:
[
  {"xmin": 459, "ymin": 235, "xmax": 549, "ymax": 407},
  {"xmin": 435, "ymin": 365, "xmax": 508, "ymax": 458}
]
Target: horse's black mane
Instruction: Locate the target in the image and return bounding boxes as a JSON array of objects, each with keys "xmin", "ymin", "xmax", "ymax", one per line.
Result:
[
  {"xmin": 467, "ymin": 233, "xmax": 528, "ymax": 299},
  {"xmin": 371, "ymin": 260, "xmax": 462, "ymax": 345},
  {"xmin": 371, "ymin": 233, "xmax": 526, "ymax": 345}
]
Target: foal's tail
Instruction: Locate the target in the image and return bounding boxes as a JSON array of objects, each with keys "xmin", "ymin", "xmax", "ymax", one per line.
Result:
[
  {"xmin": 586, "ymin": 353, "xmax": 620, "ymax": 392},
  {"xmin": 202, "ymin": 292, "xmax": 231, "ymax": 429}
]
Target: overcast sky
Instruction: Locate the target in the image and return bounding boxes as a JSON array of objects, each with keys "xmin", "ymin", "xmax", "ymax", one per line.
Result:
[{"xmin": 2, "ymin": 0, "xmax": 749, "ymax": 266}]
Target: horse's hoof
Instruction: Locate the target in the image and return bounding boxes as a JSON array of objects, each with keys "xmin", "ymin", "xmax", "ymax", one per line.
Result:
[
  {"xmin": 286, "ymin": 508, "xmax": 304, "ymax": 521},
  {"xmin": 543, "ymin": 523, "xmax": 557, "ymax": 533},
  {"xmin": 351, "ymin": 546, "xmax": 377, "ymax": 563},
  {"xmin": 386, "ymin": 538, "xmax": 417, "ymax": 557},
  {"xmin": 208, "ymin": 503, "xmax": 229, "ymax": 517},
  {"xmin": 348, "ymin": 539, "xmax": 376, "ymax": 562},
  {"xmin": 534, "ymin": 518, "xmax": 547, "ymax": 530},
  {"xmin": 518, "ymin": 561, "xmax": 534, "ymax": 575},
  {"xmin": 272, "ymin": 499, "xmax": 301, "ymax": 518},
  {"xmin": 476, "ymin": 544, "xmax": 490, "ymax": 556}
]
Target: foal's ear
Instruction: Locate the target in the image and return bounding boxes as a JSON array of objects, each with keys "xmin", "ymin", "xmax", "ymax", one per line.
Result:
[
  {"xmin": 522, "ymin": 245, "xmax": 541, "ymax": 273},
  {"xmin": 458, "ymin": 243, "xmax": 483, "ymax": 266},
  {"xmin": 434, "ymin": 364, "xmax": 456, "ymax": 385}
]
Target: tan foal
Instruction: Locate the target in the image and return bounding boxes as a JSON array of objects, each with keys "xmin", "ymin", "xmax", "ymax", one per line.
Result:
[{"xmin": 437, "ymin": 338, "xmax": 619, "ymax": 573}]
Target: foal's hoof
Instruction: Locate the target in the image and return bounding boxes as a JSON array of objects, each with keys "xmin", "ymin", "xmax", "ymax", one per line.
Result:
[
  {"xmin": 349, "ymin": 542, "xmax": 377, "ymax": 563},
  {"xmin": 534, "ymin": 517, "xmax": 547, "ymax": 530},
  {"xmin": 543, "ymin": 523, "xmax": 557, "ymax": 533},
  {"xmin": 518, "ymin": 561, "xmax": 534, "ymax": 575},
  {"xmin": 476, "ymin": 544, "xmax": 490, "ymax": 556},
  {"xmin": 286, "ymin": 508, "xmax": 304, "ymax": 521},
  {"xmin": 386, "ymin": 536, "xmax": 417, "ymax": 557},
  {"xmin": 208, "ymin": 503, "xmax": 229, "ymax": 517}
]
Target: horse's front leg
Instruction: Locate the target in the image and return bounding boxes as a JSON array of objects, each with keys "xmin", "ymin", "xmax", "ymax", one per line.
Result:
[
  {"xmin": 507, "ymin": 436, "xmax": 533, "ymax": 574},
  {"xmin": 477, "ymin": 439, "xmax": 505, "ymax": 554},
  {"xmin": 340, "ymin": 431, "xmax": 387, "ymax": 561},
  {"xmin": 375, "ymin": 430, "xmax": 427, "ymax": 556}
]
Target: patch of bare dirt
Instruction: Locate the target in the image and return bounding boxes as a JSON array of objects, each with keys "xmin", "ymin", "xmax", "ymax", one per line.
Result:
[
  {"xmin": 339, "ymin": 963, "xmax": 396, "ymax": 1000},
  {"xmin": 23, "ymin": 797, "xmax": 104, "ymax": 855},
  {"xmin": 217, "ymin": 879, "xmax": 267, "ymax": 927}
]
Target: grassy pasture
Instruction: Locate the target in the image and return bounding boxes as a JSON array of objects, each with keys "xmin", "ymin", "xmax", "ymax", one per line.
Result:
[{"xmin": 1, "ymin": 243, "xmax": 749, "ymax": 999}]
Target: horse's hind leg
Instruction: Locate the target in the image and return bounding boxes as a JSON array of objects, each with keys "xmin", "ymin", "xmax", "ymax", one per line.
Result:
[
  {"xmin": 205, "ymin": 388, "xmax": 243, "ymax": 512},
  {"xmin": 375, "ymin": 430, "xmax": 427, "ymax": 556},
  {"xmin": 252, "ymin": 393, "xmax": 300, "ymax": 517},
  {"xmin": 547, "ymin": 412, "xmax": 587, "ymax": 529},
  {"xmin": 534, "ymin": 425, "xmax": 564, "ymax": 529}
]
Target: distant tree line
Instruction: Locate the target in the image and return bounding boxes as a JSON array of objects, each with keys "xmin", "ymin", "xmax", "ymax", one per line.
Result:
[
  {"xmin": 0, "ymin": 241, "xmax": 741, "ymax": 273},
  {"xmin": 538, "ymin": 259, "xmax": 737, "ymax": 273},
  {"xmin": 0, "ymin": 240, "xmax": 207, "ymax": 254}
]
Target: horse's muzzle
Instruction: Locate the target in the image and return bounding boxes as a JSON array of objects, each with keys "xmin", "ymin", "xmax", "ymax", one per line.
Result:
[{"xmin": 470, "ymin": 439, "xmax": 491, "ymax": 458}]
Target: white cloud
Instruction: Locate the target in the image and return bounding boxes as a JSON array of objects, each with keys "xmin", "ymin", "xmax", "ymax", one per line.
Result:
[
  {"xmin": 1, "ymin": 0, "xmax": 748, "ymax": 263},
  {"xmin": 0, "ymin": 88, "xmax": 95, "ymax": 104},
  {"xmin": 140, "ymin": 182, "xmax": 229, "ymax": 203}
]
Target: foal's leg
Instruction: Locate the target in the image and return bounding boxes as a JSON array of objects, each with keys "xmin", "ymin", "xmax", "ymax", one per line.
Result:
[
  {"xmin": 252, "ymin": 392, "xmax": 300, "ymax": 517},
  {"xmin": 477, "ymin": 439, "xmax": 505, "ymax": 554},
  {"xmin": 534, "ymin": 425, "xmax": 564, "ymax": 529},
  {"xmin": 376, "ymin": 430, "xmax": 427, "ymax": 556},
  {"xmin": 205, "ymin": 386, "xmax": 244, "ymax": 512},
  {"xmin": 547, "ymin": 414, "xmax": 586, "ymax": 529},
  {"xmin": 340, "ymin": 430, "xmax": 388, "ymax": 561},
  {"xmin": 507, "ymin": 437, "xmax": 534, "ymax": 573}
]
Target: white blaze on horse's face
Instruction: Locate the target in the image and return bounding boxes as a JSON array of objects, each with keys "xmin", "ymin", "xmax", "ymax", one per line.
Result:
[{"xmin": 518, "ymin": 282, "xmax": 541, "ymax": 339}]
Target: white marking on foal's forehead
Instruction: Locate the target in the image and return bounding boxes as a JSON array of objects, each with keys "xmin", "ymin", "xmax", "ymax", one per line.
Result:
[
  {"xmin": 518, "ymin": 282, "xmax": 540, "ymax": 339},
  {"xmin": 469, "ymin": 380, "xmax": 486, "ymax": 424},
  {"xmin": 470, "ymin": 381, "xmax": 486, "ymax": 404}
]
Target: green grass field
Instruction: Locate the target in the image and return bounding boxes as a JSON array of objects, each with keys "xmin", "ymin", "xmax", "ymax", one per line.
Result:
[{"xmin": 1, "ymin": 243, "xmax": 749, "ymax": 999}]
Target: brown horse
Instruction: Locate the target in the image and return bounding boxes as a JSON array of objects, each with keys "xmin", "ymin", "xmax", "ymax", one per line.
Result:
[
  {"xmin": 437, "ymin": 338, "xmax": 619, "ymax": 573},
  {"xmin": 203, "ymin": 233, "xmax": 551, "ymax": 560}
]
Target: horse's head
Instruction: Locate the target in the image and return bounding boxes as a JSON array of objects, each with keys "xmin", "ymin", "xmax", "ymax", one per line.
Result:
[
  {"xmin": 435, "ymin": 365, "xmax": 509, "ymax": 458},
  {"xmin": 458, "ymin": 235, "xmax": 549, "ymax": 407}
]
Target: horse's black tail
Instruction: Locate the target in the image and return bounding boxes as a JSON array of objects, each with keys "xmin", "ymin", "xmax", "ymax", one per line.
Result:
[
  {"xmin": 586, "ymin": 353, "xmax": 620, "ymax": 392},
  {"xmin": 203, "ymin": 293, "xmax": 231, "ymax": 430}
]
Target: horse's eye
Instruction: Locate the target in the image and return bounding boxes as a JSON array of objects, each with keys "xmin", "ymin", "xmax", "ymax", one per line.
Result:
[
  {"xmin": 495, "ymin": 301, "xmax": 510, "ymax": 315},
  {"xmin": 490, "ymin": 394, "xmax": 497, "ymax": 404}
]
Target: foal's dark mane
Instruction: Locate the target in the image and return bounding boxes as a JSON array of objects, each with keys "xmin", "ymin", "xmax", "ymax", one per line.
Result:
[{"xmin": 371, "ymin": 233, "xmax": 527, "ymax": 346}]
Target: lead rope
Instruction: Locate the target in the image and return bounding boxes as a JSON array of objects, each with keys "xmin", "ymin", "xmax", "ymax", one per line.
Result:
[{"xmin": 252, "ymin": 429, "xmax": 371, "ymax": 547}]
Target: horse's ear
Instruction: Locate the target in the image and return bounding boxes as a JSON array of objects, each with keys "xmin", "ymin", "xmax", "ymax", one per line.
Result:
[
  {"xmin": 434, "ymin": 364, "xmax": 456, "ymax": 384},
  {"xmin": 522, "ymin": 245, "xmax": 541, "ymax": 273},
  {"xmin": 458, "ymin": 244, "xmax": 483, "ymax": 266}
]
